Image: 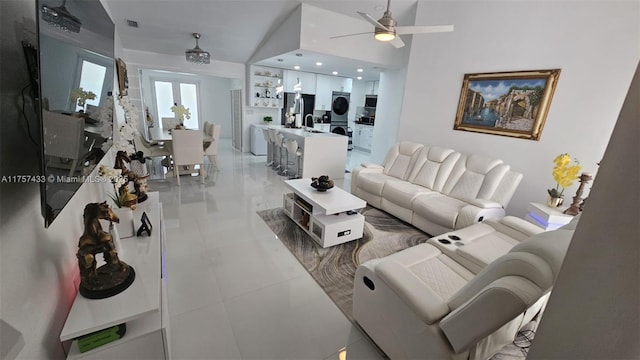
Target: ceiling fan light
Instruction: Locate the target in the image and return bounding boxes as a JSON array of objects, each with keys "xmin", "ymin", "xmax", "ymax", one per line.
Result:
[{"xmin": 375, "ymin": 31, "xmax": 395, "ymax": 42}]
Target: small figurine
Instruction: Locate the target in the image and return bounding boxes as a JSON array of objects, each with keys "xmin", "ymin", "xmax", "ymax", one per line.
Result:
[
  {"xmin": 114, "ymin": 151, "xmax": 148, "ymax": 203},
  {"xmin": 563, "ymin": 172, "xmax": 593, "ymax": 216}
]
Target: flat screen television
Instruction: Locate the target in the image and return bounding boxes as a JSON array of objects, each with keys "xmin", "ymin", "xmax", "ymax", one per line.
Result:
[{"xmin": 36, "ymin": 0, "xmax": 115, "ymax": 226}]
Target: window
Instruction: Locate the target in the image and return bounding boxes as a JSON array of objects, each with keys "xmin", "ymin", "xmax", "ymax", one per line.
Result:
[
  {"xmin": 75, "ymin": 60, "xmax": 106, "ymax": 112},
  {"xmin": 152, "ymin": 79, "xmax": 201, "ymax": 129}
]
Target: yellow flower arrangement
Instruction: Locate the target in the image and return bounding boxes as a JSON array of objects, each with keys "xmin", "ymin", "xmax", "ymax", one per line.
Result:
[
  {"xmin": 70, "ymin": 87, "xmax": 96, "ymax": 108},
  {"xmin": 548, "ymin": 153, "xmax": 581, "ymax": 198}
]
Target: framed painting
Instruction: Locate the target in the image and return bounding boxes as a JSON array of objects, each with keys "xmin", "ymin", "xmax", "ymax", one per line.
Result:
[
  {"xmin": 453, "ymin": 69, "xmax": 561, "ymax": 140},
  {"xmin": 116, "ymin": 57, "xmax": 128, "ymax": 97}
]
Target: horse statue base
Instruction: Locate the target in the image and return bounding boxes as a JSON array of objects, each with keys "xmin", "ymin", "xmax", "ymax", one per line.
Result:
[{"xmin": 79, "ymin": 262, "xmax": 136, "ymax": 299}]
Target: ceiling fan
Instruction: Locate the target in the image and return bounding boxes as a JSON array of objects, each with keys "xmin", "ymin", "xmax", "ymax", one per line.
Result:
[{"xmin": 331, "ymin": 0, "xmax": 454, "ymax": 48}]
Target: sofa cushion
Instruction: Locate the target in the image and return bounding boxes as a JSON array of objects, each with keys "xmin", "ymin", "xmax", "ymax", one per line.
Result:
[
  {"xmin": 381, "ymin": 142, "xmax": 424, "ymax": 180},
  {"xmin": 408, "ymin": 146, "xmax": 460, "ymax": 192},
  {"xmin": 356, "ymin": 172, "xmax": 396, "ymax": 197},
  {"xmin": 443, "ymin": 154, "xmax": 504, "ymax": 203},
  {"xmin": 382, "ymin": 179, "xmax": 437, "ymax": 209},
  {"xmin": 375, "ymin": 243, "xmax": 475, "ymax": 324},
  {"xmin": 413, "ymin": 194, "xmax": 469, "ymax": 230}
]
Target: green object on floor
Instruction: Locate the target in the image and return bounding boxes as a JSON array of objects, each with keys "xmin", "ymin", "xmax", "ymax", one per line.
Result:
[{"xmin": 77, "ymin": 324, "xmax": 126, "ymax": 353}]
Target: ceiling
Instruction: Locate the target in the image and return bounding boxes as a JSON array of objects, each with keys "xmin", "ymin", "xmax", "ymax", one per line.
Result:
[{"xmin": 104, "ymin": 0, "xmax": 420, "ymax": 80}]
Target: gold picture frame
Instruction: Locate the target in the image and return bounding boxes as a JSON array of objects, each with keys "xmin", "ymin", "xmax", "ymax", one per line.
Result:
[
  {"xmin": 116, "ymin": 57, "xmax": 128, "ymax": 97},
  {"xmin": 453, "ymin": 69, "xmax": 561, "ymax": 140}
]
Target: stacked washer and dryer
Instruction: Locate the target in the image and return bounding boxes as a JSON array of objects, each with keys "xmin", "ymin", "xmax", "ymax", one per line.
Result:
[{"xmin": 330, "ymin": 91, "xmax": 353, "ymax": 150}]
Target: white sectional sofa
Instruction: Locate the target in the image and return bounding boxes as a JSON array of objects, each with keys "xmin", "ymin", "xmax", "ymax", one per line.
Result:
[
  {"xmin": 351, "ymin": 142, "xmax": 524, "ymax": 235},
  {"xmin": 353, "ymin": 217, "xmax": 578, "ymax": 359}
]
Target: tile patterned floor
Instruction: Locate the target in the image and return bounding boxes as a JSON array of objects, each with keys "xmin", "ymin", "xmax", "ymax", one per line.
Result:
[{"xmin": 149, "ymin": 141, "xmax": 382, "ymax": 359}]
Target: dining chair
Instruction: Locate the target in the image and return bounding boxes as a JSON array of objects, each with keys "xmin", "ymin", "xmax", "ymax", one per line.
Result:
[
  {"xmin": 161, "ymin": 117, "xmax": 179, "ymax": 130},
  {"xmin": 204, "ymin": 123, "xmax": 222, "ymax": 170},
  {"xmin": 42, "ymin": 110, "xmax": 91, "ymax": 176},
  {"xmin": 171, "ymin": 129, "xmax": 205, "ymax": 185},
  {"xmin": 133, "ymin": 133, "xmax": 172, "ymax": 173}
]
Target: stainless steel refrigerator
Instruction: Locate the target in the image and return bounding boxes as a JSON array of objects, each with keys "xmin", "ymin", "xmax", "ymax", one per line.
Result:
[{"xmin": 281, "ymin": 92, "xmax": 315, "ymax": 127}]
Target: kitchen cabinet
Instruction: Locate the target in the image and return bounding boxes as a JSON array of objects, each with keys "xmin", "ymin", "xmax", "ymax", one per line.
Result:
[
  {"xmin": 365, "ymin": 80, "xmax": 379, "ymax": 95},
  {"xmin": 284, "ymin": 71, "xmax": 316, "ymax": 94},
  {"xmin": 314, "ymin": 74, "xmax": 354, "ymax": 111},
  {"xmin": 354, "ymin": 124, "xmax": 373, "ymax": 152},
  {"xmin": 249, "ymin": 65, "xmax": 283, "ymax": 108}
]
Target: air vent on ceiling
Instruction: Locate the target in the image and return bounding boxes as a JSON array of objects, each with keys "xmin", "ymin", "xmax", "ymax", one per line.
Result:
[{"xmin": 126, "ymin": 19, "xmax": 139, "ymax": 28}]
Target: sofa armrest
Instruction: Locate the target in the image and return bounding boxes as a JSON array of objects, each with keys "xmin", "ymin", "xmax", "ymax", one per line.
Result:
[
  {"xmin": 375, "ymin": 261, "xmax": 450, "ymax": 325},
  {"xmin": 469, "ymin": 198, "xmax": 503, "ymax": 209},
  {"xmin": 456, "ymin": 205, "xmax": 506, "ymax": 229},
  {"xmin": 498, "ymin": 216, "xmax": 545, "ymax": 237},
  {"xmin": 440, "ymin": 276, "xmax": 542, "ymax": 353},
  {"xmin": 361, "ymin": 162, "xmax": 384, "ymax": 170}
]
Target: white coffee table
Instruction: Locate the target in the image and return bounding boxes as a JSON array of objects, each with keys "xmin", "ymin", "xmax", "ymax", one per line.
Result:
[{"xmin": 283, "ymin": 178, "xmax": 367, "ymax": 247}]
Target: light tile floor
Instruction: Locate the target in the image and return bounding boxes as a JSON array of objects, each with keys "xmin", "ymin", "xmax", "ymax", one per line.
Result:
[{"xmin": 148, "ymin": 141, "xmax": 382, "ymax": 359}]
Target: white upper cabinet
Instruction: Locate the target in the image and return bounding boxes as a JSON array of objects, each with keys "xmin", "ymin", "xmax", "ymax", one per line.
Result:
[
  {"xmin": 315, "ymin": 74, "xmax": 354, "ymax": 111},
  {"xmin": 284, "ymin": 71, "xmax": 316, "ymax": 94},
  {"xmin": 365, "ymin": 80, "xmax": 379, "ymax": 95}
]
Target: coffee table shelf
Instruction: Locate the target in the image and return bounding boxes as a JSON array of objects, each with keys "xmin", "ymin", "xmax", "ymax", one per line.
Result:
[{"xmin": 283, "ymin": 179, "xmax": 366, "ymax": 247}]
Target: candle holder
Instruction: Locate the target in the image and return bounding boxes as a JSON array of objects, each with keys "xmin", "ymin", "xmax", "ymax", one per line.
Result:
[{"xmin": 563, "ymin": 172, "xmax": 593, "ymax": 216}]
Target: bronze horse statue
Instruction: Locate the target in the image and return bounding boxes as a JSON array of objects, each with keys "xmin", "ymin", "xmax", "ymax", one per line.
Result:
[
  {"xmin": 114, "ymin": 151, "xmax": 148, "ymax": 203},
  {"xmin": 76, "ymin": 202, "xmax": 135, "ymax": 298}
]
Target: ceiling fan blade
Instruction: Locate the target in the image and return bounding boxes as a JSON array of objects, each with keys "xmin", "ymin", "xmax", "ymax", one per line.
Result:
[
  {"xmin": 329, "ymin": 31, "xmax": 374, "ymax": 39},
  {"xmin": 396, "ymin": 25, "xmax": 454, "ymax": 35},
  {"xmin": 390, "ymin": 36, "xmax": 405, "ymax": 48},
  {"xmin": 357, "ymin": 11, "xmax": 389, "ymax": 31}
]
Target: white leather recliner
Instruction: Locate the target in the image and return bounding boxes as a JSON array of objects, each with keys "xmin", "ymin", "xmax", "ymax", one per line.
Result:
[{"xmin": 353, "ymin": 220, "xmax": 576, "ymax": 359}]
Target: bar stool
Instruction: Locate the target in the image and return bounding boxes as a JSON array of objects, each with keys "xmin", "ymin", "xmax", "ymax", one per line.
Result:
[
  {"xmin": 262, "ymin": 128, "xmax": 273, "ymax": 166},
  {"xmin": 285, "ymin": 139, "xmax": 302, "ymax": 179},
  {"xmin": 268, "ymin": 128, "xmax": 280, "ymax": 170},
  {"xmin": 276, "ymin": 134, "xmax": 288, "ymax": 176}
]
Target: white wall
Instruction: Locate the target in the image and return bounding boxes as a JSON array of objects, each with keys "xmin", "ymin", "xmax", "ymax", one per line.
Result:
[
  {"xmin": 0, "ymin": 1, "xmax": 119, "ymax": 358},
  {"xmin": 371, "ymin": 68, "xmax": 408, "ymax": 163},
  {"xmin": 396, "ymin": 0, "xmax": 640, "ymax": 217},
  {"xmin": 529, "ymin": 61, "xmax": 640, "ymax": 359},
  {"xmin": 140, "ymin": 70, "xmax": 234, "ymax": 139}
]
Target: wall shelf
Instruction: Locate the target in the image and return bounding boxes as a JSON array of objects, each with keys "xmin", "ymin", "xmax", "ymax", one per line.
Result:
[{"xmin": 248, "ymin": 66, "xmax": 283, "ymax": 108}]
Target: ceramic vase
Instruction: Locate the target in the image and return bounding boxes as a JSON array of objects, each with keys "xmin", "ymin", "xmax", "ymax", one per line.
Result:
[
  {"xmin": 547, "ymin": 195, "xmax": 564, "ymax": 208},
  {"xmin": 113, "ymin": 207, "xmax": 135, "ymax": 238}
]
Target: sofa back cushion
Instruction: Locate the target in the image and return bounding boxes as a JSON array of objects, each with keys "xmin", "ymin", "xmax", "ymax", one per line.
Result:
[
  {"xmin": 382, "ymin": 142, "xmax": 424, "ymax": 180},
  {"xmin": 408, "ymin": 146, "xmax": 461, "ymax": 192},
  {"xmin": 442, "ymin": 154, "xmax": 505, "ymax": 202}
]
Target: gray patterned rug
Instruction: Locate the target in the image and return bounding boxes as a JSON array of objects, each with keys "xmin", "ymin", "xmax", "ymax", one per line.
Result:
[{"xmin": 257, "ymin": 206, "xmax": 431, "ymax": 321}]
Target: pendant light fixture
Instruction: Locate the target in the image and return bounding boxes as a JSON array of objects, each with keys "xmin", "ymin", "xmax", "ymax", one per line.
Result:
[
  {"xmin": 41, "ymin": 0, "xmax": 81, "ymax": 33},
  {"xmin": 185, "ymin": 33, "xmax": 210, "ymax": 64}
]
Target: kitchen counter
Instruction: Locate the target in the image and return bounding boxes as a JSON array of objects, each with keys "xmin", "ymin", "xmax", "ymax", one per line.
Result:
[{"xmin": 256, "ymin": 124, "xmax": 348, "ymax": 179}]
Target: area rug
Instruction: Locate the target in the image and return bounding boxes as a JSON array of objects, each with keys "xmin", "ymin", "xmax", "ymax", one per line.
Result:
[{"xmin": 257, "ymin": 206, "xmax": 431, "ymax": 321}]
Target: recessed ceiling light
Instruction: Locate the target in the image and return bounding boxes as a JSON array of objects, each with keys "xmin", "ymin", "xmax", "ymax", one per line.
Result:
[
  {"xmin": 294, "ymin": 65, "xmax": 300, "ymax": 70},
  {"xmin": 315, "ymin": 62, "xmax": 323, "ymax": 66},
  {"xmin": 357, "ymin": 68, "xmax": 364, "ymax": 72},
  {"xmin": 332, "ymin": 71, "xmax": 338, "ymax": 75},
  {"xmin": 356, "ymin": 76, "xmax": 363, "ymax": 80}
]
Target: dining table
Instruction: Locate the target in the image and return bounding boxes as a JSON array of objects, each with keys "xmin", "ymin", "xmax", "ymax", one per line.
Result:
[{"xmin": 147, "ymin": 127, "xmax": 213, "ymax": 143}]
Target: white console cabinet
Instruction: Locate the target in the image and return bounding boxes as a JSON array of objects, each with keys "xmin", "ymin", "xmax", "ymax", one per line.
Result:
[{"xmin": 60, "ymin": 192, "xmax": 170, "ymax": 359}]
